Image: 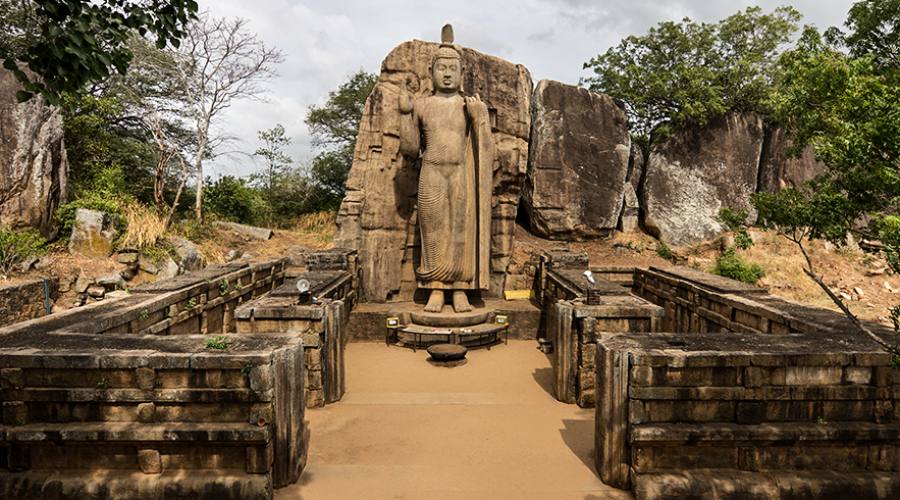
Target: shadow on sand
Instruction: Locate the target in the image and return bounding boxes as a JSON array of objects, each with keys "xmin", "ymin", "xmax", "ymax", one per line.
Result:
[{"xmin": 560, "ymin": 416, "xmax": 596, "ymax": 472}]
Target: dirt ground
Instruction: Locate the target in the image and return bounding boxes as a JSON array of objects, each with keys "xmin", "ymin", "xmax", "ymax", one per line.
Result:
[
  {"xmin": 278, "ymin": 341, "xmax": 631, "ymax": 500},
  {"xmin": 5, "ymin": 218, "xmax": 335, "ymax": 311}
]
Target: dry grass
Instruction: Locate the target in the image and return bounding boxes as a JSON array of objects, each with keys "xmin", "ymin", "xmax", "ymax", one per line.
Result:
[{"xmin": 120, "ymin": 202, "xmax": 167, "ymax": 249}]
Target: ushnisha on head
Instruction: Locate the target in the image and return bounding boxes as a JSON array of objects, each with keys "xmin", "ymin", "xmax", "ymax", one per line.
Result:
[{"xmin": 432, "ymin": 24, "xmax": 462, "ymax": 94}]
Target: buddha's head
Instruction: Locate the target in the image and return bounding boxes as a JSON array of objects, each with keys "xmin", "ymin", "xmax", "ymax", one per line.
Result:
[{"xmin": 432, "ymin": 46, "xmax": 461, "ymax": 94}]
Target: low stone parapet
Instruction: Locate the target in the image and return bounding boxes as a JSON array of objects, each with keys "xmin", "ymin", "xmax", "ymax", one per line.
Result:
[
  {"xmin": 0, "ymin": 259, "xmax": 285, "ymax": 337},
  {"xmin": 0, "ymin": 332, "xmax": 307, "ymax": 499}
]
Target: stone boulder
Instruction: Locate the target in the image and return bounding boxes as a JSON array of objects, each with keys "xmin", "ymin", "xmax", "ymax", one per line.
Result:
[
  {"xmin": 523, "ymin": 80, "xmax": 630, "ymax": 239},
  {"xmin": 757, "ymin": 126, "xmax": 827, "ymax": 193},
  {"xmin": 641, "ymin": 113, "xmax": 765, "ymax": 246},
  {"xmin": 335, "ymin": 40, "xmax": 533, "ymax": 302},
  {"xmin": 68, "ymin": 209, "xmax": 117, "ymax": 258},
  {"xmin": 0, "ymin": 66, "xmax": 68, "ymax": 237},
  {"xmin": 171, "ymin": 237, "xmax": 202, "ymax": 272}
]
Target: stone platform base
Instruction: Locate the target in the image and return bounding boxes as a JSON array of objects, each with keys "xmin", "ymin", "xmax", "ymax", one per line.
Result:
[
  {"xmin": 395, "ymin": 305, "xmax": 505, "ymax": 349},
  {"xmin": 635, "ymin": 470, "xmax": 900, "ymax": 500},
  {"xmin": 346, "ymin": 299, "xmax": 540, "ymax": 342},
  {"xmin": 0, "ymin": 470, "xmax": 271, "ymax": 499}
]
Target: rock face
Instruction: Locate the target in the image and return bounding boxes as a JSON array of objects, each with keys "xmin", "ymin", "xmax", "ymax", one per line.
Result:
[
  {"xmin": 523, "ymin": 80, "xmax": 630, "ymax": 239},
  {"xmin": 758, "ymin": 126, "xmax": 827, "ymax": 193},
  {"xmin": 619, "ymin": 144, "xmax": 645, "ymax": 232},
  {"xmin": 641, "ymin": 113, "xmax": 765, "ymax": 246},
  {"xmin": 68, "ymin": 208, "xmax": 116, "ymax": 258},
  {"xmin": 335, "ymin": 40, "xmax": 532, "ymax": 302},
  {"xmin": 0, "ymin": 66, "xmax": 68, "ymax": 237}
]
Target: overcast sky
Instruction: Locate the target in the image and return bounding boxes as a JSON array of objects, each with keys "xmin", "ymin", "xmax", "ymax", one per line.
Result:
[{"xmin": 200, "ymin": 0, "xmax": 856, "ymax": 178}]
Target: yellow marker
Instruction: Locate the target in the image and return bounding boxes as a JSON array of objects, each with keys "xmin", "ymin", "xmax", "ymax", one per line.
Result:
[{"xmin": 503, "ymin": 290, "xmax": 533, "ymax": 300}]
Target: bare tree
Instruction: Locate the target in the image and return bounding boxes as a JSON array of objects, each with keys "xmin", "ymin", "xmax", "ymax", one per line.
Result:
[
  {"xmin": 111, "ymin": 35, "xmax": 194, "ymax": 220},
  {"xmin": 174, "ymin": 11, "xmax": 284, "ymax": 222}
]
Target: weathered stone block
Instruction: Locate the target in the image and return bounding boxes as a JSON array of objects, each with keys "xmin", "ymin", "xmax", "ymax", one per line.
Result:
[
  {"xmin": 137, "ymin": 402, "xmax": 156, "ymax": 423},
  {"xmin": 135, "ymin": 367, "xmax": 156, "ymax": 390},
  {"xmin": 785, "ymin": 366, "xmax": 842, "ymax": 386},
  {"xmin": 1, "ymin": 367, "xmax": 24, "ymax": 389},
  {"xmin": 137, "ymin": 448, "xmax": 162, "ymax": 474},
  {"xmin": 642, "ymin": 113, "xmax": 764, "ymax": 245},
  {"xmin": 2, "ymin": 401, "xmax": 27, "ymax": 425}
]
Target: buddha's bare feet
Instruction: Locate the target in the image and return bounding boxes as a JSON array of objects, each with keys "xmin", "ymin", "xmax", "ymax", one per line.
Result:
[
  {"xmin": 452, "ymin": 290, "xmax": 473, "ymax": 312},
  {"xmin": 424, "ymin": 290, "xmax": 445, "ymax": 312}
]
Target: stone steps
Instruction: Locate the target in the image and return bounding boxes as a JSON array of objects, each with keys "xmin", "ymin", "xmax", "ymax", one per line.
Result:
[
  {"xmin": 0, "ymin": 470, "xmax": 271, "ymax": 500},
  {"xmin": 398, "ymin": 322, "xmax": 507, "ymax": 348},
  {"xmin": 634, "ymin": 469, "xmax": 900, "ymax": 500}
]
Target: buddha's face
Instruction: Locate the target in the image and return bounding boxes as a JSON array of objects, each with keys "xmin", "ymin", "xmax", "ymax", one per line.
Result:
[{"xmin": 432, "ymin": 57, "xmax": 461, "ymax": 93}]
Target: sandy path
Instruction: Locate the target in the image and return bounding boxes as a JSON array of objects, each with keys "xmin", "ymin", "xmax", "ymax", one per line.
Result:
[{"xmin": 277, "ymin": 341, "xmax": 631, "ymax": 500}]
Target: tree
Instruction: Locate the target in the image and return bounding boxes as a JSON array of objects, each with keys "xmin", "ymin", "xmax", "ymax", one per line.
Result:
[
  {"xmin": 111, "ymin": 35, "xmax": 194, "ymax": 220},
  {"xmin": 0, "ymin": 0, "xmax": 197, "ymax": 104},
  {"xmin": 306, "ymin": 70, "xmax": 377, "ymax": 205},
  {"xmin": 754, "ymin": 13, "xmax": 900, "ymax": 356},
  {"xmin": 254, "ymin": 124, "xmax": 293, "ymax": 194},
  {"xmin": 582, "ymin": 6, "xmax": 800, "ymax": 144},
  {"xmin": 844, "ymin": 0, "xmax": 900, "ymax": 68},
  {"xmin": 174, "ymin": 11, "xmax": 283, "ymax": 222}
]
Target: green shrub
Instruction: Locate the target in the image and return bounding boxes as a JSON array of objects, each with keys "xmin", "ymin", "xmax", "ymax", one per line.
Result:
[
  {"xmin": 656, "ymin": 242, "xmax": 677, "ymax": 263},
  {"xmin": 713, "ymin": 248, "xmax": 765, "ymax": 284},
  {"xmin": 0, "ymin": 227, "xmax": 47, "ymax": 274},
  {"xmin": 719, "ymin": 207, "xmax": 753, "ymax": 250},
  {"xmin": 205, "ymin": 336, "xmax": 228, "ymax": 350}
]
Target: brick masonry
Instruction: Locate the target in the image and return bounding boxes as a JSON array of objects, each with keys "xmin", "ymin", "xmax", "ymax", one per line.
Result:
[{"xmin": 0, "ymin": 278, "xmax": 56, "ymax": 325}]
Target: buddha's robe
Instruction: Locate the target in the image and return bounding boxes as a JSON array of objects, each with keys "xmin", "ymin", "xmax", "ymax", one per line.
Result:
[{"xmin": 401, "ymin": 93, "xmax": 493, "ymax": 290}]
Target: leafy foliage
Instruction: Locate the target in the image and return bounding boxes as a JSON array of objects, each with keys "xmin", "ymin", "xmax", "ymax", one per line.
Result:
[
  {"xmin": 656, "ymin": 242, "xmax": 676, "ymax": 263},
  {"xmin": 205, "ymin": 335, "xmax": 228, "ymax": 350},
  {"xmin": 0, "ymin": 227, "xmax": 47, "ymax": 275},
  {"xmin": 1, "ymin": 0, "xmax": 198, "ymax": 104},
  {"xmin": 713, "ymin": 247, "xmax": 765, "ymax": 284},
  {"xmin": 753, "ymin": 3, "xmax": 900, "ymax": 355},
  {"xmin": 203, "ymin": 176, "xmax": 271, "ymax": 226},
  {"xmin": 306, "ymin": 70, "xmax": 377, "ymax": 205},
  {"xmin": 718, "ymin": 208, "xmax": 753, "ymax": 250},
  {"xmin": 582, "ymin": 6, "xmax": 800, "ymax": 142},
  {"xmin": 844, "ymin": 0, "xmax": 900, "ymax": 68}
]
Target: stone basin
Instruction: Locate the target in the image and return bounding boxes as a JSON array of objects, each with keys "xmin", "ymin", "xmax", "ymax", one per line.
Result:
[{"xmin": 426, "ymin": 343, "xmax": 468, "ymax": 362}]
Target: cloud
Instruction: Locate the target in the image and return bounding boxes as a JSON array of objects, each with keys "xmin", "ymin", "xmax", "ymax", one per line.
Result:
[{"xmin": 199, "ymin": 0, "xmax": 855, "ymax": 178}]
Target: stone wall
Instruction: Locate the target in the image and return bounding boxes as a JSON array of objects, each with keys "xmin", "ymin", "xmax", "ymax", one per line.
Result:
[
  {"xmin": 595, "ymin": 332, "xmax": 900, "ymax": 499},
  {"xmin": 0, "ymin": 66, "xmax": 68, "ymax": 237},
  {"xmin": 0, "ymin": 333, "xmax": 306, "ymax": 499},
  {"xmin": 235, "ymin": 290, "xmax": 350, "ymax": 409},
  {"xmin": 632, "ymin": 265, "xmax": 894, "ymax": 336},
  {"xmin": 0, "ymin": 277, "xmax": 56, "ymax": 325},
  {"xmin": 335, "ymin": 40, "xmax": 532, "ymax": 302},
  {"xmin": 0, "ymin": 260, "xmax": 285, "ymax": 337},
  {"xmin": 539, "ymin": 250, "xmax": 663, "ymax": 407}
]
